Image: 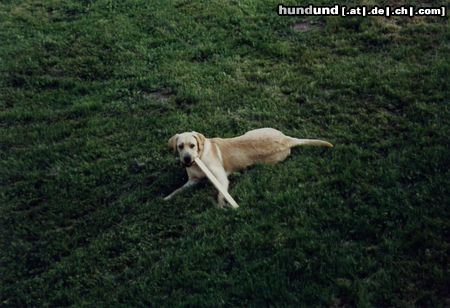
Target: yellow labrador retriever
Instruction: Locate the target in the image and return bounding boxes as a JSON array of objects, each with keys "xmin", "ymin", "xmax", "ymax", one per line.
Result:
[{"xmin": 165, "ymin": 128, "xmax": 332, "ymax": 207}]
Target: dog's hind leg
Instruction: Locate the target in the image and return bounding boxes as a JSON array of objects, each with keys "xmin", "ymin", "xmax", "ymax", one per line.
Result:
[{"xmin": 266, "ymin": 148, "xmax": 291, "ymax": 164}]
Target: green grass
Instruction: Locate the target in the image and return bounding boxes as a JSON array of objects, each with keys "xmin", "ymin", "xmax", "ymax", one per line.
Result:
[{"xmin": 1, "ymin": 0, "xmax": 449, "ymax": 306}]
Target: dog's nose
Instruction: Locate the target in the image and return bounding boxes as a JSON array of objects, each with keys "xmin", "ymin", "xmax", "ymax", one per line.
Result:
[{"xmin": 183, "ymin": 155, "xmax": 191, "ymax": 164}]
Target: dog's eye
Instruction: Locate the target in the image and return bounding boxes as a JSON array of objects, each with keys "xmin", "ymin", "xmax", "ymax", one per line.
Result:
[
  {"xmin": 178, "ymin": 144, "xmax": 184, "ymax": 150},
  {"xmin": 190, "ymin": 144, "xmax": 195, "ymax": 149}
]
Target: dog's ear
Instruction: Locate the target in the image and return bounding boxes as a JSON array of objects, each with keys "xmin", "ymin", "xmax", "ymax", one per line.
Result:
[
  {"xmin": 193, "ymin": 132, "xmax": 206, "ymax": 155},
  {"xmin": 168, "ymin": 134, "xmax": 179, "ymax": 153}
]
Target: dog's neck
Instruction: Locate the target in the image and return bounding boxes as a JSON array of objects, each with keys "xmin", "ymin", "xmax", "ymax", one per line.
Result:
[
  {"xmin": 199, "ymin": 139, "xmax": 211, "ymax": 160},
  {"xmin": 203, "ymin": 139, "xmax": 223, "ymax": 165}
]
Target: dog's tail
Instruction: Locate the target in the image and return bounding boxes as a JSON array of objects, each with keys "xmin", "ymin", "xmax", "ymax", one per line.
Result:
[{"xmin": 288, "ymin": 137, "xmax": 333, "ymax": 148}]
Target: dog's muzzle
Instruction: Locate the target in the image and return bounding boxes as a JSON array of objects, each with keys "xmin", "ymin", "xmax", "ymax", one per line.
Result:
[{"xmin": 182, "ymin": 155, "xmax": 194, "ymax": 167}]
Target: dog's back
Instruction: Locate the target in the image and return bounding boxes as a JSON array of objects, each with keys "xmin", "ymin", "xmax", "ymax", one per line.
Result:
[
  {"xmin": 211, "ymin": 128, "xmax": 292, "ymax": 173},
  {"xmin": 211, "ymin": 128, "xmax": 332, "ymax": 173}
]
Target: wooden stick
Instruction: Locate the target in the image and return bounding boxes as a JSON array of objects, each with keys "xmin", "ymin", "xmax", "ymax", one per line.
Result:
[{"xmin": 194, "ymin": 157, "xmax": 239, "ymax": 208}]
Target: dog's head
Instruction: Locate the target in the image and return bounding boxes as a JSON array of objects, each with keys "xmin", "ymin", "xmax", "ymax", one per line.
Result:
[{"xmin": 168, "ymin": 132, "xmax": 205, "ymax": 167}]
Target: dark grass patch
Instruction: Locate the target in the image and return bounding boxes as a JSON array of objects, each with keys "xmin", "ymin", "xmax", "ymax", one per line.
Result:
[{"xmin": 146, "ymin": 88, "xmax": 172, "ymax": 102}]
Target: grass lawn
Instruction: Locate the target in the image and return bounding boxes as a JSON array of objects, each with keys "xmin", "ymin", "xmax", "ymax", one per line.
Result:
[{"xmin": 1, "ymin": 0, "xmax": 449, "ymax": 306}]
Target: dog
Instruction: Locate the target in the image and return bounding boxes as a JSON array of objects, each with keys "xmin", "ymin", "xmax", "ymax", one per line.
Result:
[{"xmin": 164, "ymin": 128, "xmax": 332, "ymax": 207}]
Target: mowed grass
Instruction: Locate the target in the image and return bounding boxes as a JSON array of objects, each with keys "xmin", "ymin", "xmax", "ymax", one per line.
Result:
[{"xmin": 1, "ymin": 0, "xmax": 449, "ymax": 306}]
